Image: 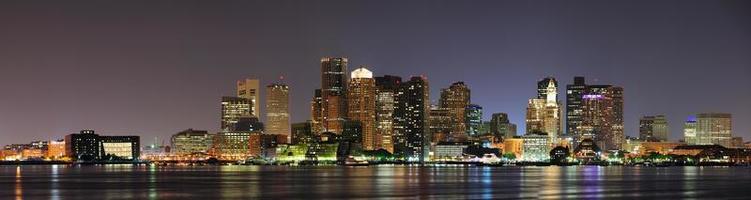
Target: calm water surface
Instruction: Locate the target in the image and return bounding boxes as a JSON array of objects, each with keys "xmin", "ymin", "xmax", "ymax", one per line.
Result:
[{"xmin": 3, "ymin": 165, "xmax": 751, "ymax": 199}]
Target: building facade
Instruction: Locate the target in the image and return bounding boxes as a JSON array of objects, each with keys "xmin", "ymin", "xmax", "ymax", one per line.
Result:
[
  {"xmin": 266, "ymin": 83, "xmax": 290, "ymax": 138},
  {"xmin": 171, "ymin": 129, "xmax": 213, "ymax": 154},
  {"xmin": 526, "ymin": 77, "xmax": 561, "ymax": 144},
  {"xmin": 347, "ymin": 67, "xmax": 377, "ymax": 150},
  {"xmin": 393, "ymin": 76, "xmax": 430, "ymax": 162},
  {"xmin": 221, "ymin": 96, "xmax": 252, "ymax": 131},
  {"xmin": 694, "ymin": 113, "xmax": 733, "ymax": 147},
  {"xmin": 375, "ymin": 75, "xmax": 402, "ymax": 153},
  {"xmin": 639, "ymin": 115, "xmax": 669, "ymax": 142},
  {"xmin": 439, "ymin": 82, "xmax": 470, "ymax": 142},
  {"xmin": 490, "ymin": 113, "xmax": 517, "ymax": 139},
  {"xmin": 237, "ymin": 78, "xmax": 260, "ymax": 117},
  {"xmin": 320, "ymin": 57, "xmax": 349, "ymax": 134},
  {"xmin": 567, "ymin": 77, "xmax": 624, "ymax": 150},
  {"xmin": 465, "ymin": 104, "xmax": 483, "ymax": 137}
]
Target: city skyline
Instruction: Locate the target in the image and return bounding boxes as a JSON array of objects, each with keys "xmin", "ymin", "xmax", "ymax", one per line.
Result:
[{"xmin": 1, "ymin": 1, "xmax": 750, "ymax": 144}]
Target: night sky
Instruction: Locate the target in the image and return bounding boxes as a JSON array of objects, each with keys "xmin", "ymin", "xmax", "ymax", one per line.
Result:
[{"xmin": 0, "ymin": 0, "xmax": 749, "ymax": 145}]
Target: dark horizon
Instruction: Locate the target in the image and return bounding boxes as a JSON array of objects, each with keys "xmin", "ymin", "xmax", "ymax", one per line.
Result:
[{"xmin": 0, "ymin": 0, "xmax": 749, "ymax": 144}]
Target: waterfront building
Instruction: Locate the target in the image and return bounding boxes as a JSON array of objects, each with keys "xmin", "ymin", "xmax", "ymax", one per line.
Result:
[
  {"xmin": 490, "ymin": 113, "xmax": 517, "ymax": 139},
  {"xmin": 100, "ymin": 135, "xmax": 140, "ymax": 160},
  {"xmin": 439, "ymin": 81, "xmax": 470, "ymax": 141},
  {"xmin": 46, "ymin": 139, "xmax": 65, "ymax": 159},
  {"xmin": 320, "ymin": 57, "xmax": 349, "ymax": 134},
  {"xmin": 434, "ymin": 142, "xmax": 469, "ymax": 160},
  {"xmin": 266, "ymin": 83, "xmax": 290, "ymax": 139},
  {"xmin": 374, "ymin": 75, "xmax": 401, "ymax": 153},
  {"xmin": 521, "ymin": 132, "xmax": 551, "ymax": 162},
  {"xmin": 526, "ymin": 77, "xmax": 561, "ymax": 144},
  {"xmin": 502, "ymin": 138, "xmax": 523, "ymax": 159},
  {"xmin": 639, "ymin": 115, "xmax": 669, "ymax": 142},
  {"xmin": 170, "ymin": 129, "xmax": 213, "ymax": 154},
  {"xmin": 465, "ymin": 104, "xmax": 483, "ymax": 137},
  {"xmin": 393, "ymin": 76, "xmax": 430, "ymax": 162},
  {"xmin": 693, "ymin": 113, "xmax": 733, "ymax": 147},
  {"xmin": 684, "ymin": 118, "xmax": 698, "ymax": 145},
  {"xmin": 249, "ymin": 134, "xmax": 287, "ymax": 158},
  {"xmin": 237, "ymin": 78, "xmax": 260, "ymax": 117},
  {"xmin": 65, "ymin": 130, "xmax": 101, "ymax": 161},
  {"xmin": 221, "ymin": 96, "xmax": 252, "ymax": 131},
  {"xmin": 568, "ymin": 77, "xmax": 624, "ymax": 150},
  {"xmin": 214, "ymin": 130, "xmax": 259, "ymax": 160},
  {"xmin": 347, "ymin": 67, "xmax": 377, "ymax": 150},
  {"xmin": 732, "ymin": 137, "xmax": 744, "ymax": 148},
  {"xmin": 342, "ymin": 120, "xmax": 363, "ymax": 145}
]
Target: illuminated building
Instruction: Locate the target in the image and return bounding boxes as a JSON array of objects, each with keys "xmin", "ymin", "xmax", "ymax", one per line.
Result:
[
  {"xmin": 375, "ymin": 75, "xmax": 401, "ymax": 153},
  {"xmin": 439, "ymin": 81, "xmax": 470, "ymax": 142},
  {"xmin": 393, "ymin": 76, "xmax": 430, "ymax": 162},
  {"xmin": 214, "ymin": 130, "xmax": 259, "ymax": 160},
  {"xmin": 249, "ymin": 134, "xmax": 287, "ymax": 158},
  {"xmin": 526, "ymin": 77, "xmax": 561, "ymax": 144},
  {"xmin": 237, "ymin": 78, "xmax": 260, "ymax": 117},
  {"xmin": 465, "ymin": 104, "xmax": 483, "ymax": 137},
  {"xmin": 429, "ymin": 105, "xmax": 453, "ymax": 143},
  {"xmin": 310, "ymin": 89, "xmax": 324, "ymax": 134},
  {"xmin": 434, "ymin": 142, "xmax": 469, "ymax": 160},
  {"xmin": 341, "ymin": 120, "xmax": 363, "ymax": 145},
  {"xmin": 291, "ymin": 121, "xmax": 315, "ymax": 145},
  {"xmin": 275, "ymin": 144, "xmax": 309, "ymax": 162},
  {"xmin": 693, "ymin": 113, "xmax": 733, "ymax": 147},
  {"xmin": 639, "ymin": 115, "xmax": 669, "ymax": 141},
  {"xmin": 566, "ymin": 76, "xmax": 587, "ymax": 138},
  {"xmin": 170, "ymin": 129, "xmax": 213, "ymax": 154},
  {"xmin": 266, "ymin": 83, "xmax": 290, "ymax": 139},
  {"xmin": 320, "ymin": 57, "xmax": 349, "ymax": 134},
  {"xmin": 639, "ymin": 142, "xmax": 683, "ymax": 155},
  {"xmin": 221, "ymin": 96, "xmax": 252, "ymax": 131},
  {"xmin": 490, "ymin": 113, "xmax": 517, "ymax": 139},
  {"xmin": 521, "ymin": 132, "xmax": 550, "ymax": 162},
  {"xmin": 234, "ymin": 116, "xmax": 264, "ymax": 132},
  {"xmin": 684, "ymin": 118, "xmax": 698, "ymax": 145},
  {"xmin": 347, "ymin": 67, "xmax": 377, "ymax": 150},
  {"xmin": 100, "ymin": 136, "xmax": 140, "ymax": 160},
  {"xmin": 574, "ymin": 80, "xmax": 624, "ymax": 151},
  {"xmin": 65, "ymin": 130, "xmax": 101, "ymax": 161},
  {"xmin": 46, "ymin": 139, "xmax": 66, "ymax": 159},
  {"xmin": 503, "ymin": 138, "xmax": 523, "ymax": 159}
]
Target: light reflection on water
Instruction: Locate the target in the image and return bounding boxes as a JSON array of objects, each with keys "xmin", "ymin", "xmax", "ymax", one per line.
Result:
[{"xmin": 2, "ymin": 165, "xmax": 751, "ymax": 199}]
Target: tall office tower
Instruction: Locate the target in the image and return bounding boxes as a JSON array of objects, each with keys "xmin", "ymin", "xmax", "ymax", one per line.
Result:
[
  {"xmin": 310, "ymin": 89, "xmax": 324, "ymax": 134},
  {"xmin": 320, "ymin": 57, "xmax": 349, "ymax": 134},
  {"xmin": 171, "ymin": 129, "xmax": 213, "ymax": 154},
  {"xmin": 439, "ymin": 82, "xmax": 471, "ymax": 141},
  {"xmin": 579, "ymin": 85, "xmax": 624, "ymax": 150},
  {"xmin": 526, "ymin": 77, "xmax": 561, "ymax": 144},
  {"xmin": 566, "ymin": 76, "xmax": 587, "ymax": 138},
  {"xmin": 683, "ymin": 118, "xmax": 697, "ymax": 144},
  {"xmin": 266, "ymin": 83, "xmax": 290, "ymax": 139},
  {"xmin": 347, "ymin": 67, "xmax": 377, "ymax": 150},
  {"xmin": 375, "ymin": 75, "xmax": 402, "ymax": 153},
  {"xmin": 237, "ymin": 79, "xmax": 260, "ymax": 117},
  {"xmin": 221, "ymin": 96, "xmax": 252, "ymax": 131},
  {"xmin": 694, "ymin": 113, "xmax": 733, "ymax": 147},
  {"xmin": 393, "ymin": 76, "xmax": 430, "ymax": 162},
  {"xmin": 490, "ymin": 113, "xmax": 517, "ymax": 139},
  {"xmin": 465, "ymin": 104, "xmax": 483, "ymax": 137},
  {"xmin": 639, "ymin": 115, "xmax": 669, "ymax": 142},
  {"xmin": 429, "ymin": 105, "xmax": 453, "ymax": 143}
]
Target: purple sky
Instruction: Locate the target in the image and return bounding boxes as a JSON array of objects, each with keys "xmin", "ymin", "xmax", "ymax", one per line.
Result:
[{"xmin": 0, "ymin": 0, "xmax": 749, "ymax": 145}]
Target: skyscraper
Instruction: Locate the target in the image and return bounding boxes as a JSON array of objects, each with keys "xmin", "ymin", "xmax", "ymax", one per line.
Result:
[
  {"xmin": 490, "ymin": 113, "xmax": 517, "ymax": 139},
  {"xmin": 439, "ymin": 82, "xmax": 470, "ymax": 141},
  {"xmin": 320, "ymin": 57, "xmax": 349, "ymax": 134},
  {"xmin": 221, "ymin": 96, "xmax": 252, "ymax": 131},
  {"xmin": 394, "ymin": 76, "xmax": 430, "ymax": 162},
  {"xmin": 465, "ymin": 104, "xmax": 483, "ymax": 137},
  {"xmin": 579, "ymin": 85, "xmax": 624, "ymax": 150},
  {"xmin": 566, "ymin": 76, "xmax": 587, "ymax": 137},
  {"xmin": 684, "ymin": 117, "xmax": 697, "ymax": 144},
  {"xmin": 639, "ymin": 115, "xmax": 669, "ymax": 142},
  {"xmin": 347, "ymin": 67, "xmax": 377, "ymax": 150},
  {"xmin": 429, "ymin": 105, "xmax": 452, "ymax": 143},
  {"xmin": 375, "ymin": 75, "xmax": 402, "ymax": 153},
  {"xmin": 266, "ymin": 83, "xmax": 290, "ymax": 139},
  {"xmin": 526, "ymin": 77, "xmax": 561, "ymax": 144},
  {"xmin": 310, "ymin": 89, "xmax": 324, "ymax": 134},
  {"xmin": 237, "ymin": 79, "xmax": 260, "ymax": 117},
  {"xmin": 694, "ymin": 113, "xmax": 733, "ymax": 147}
]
